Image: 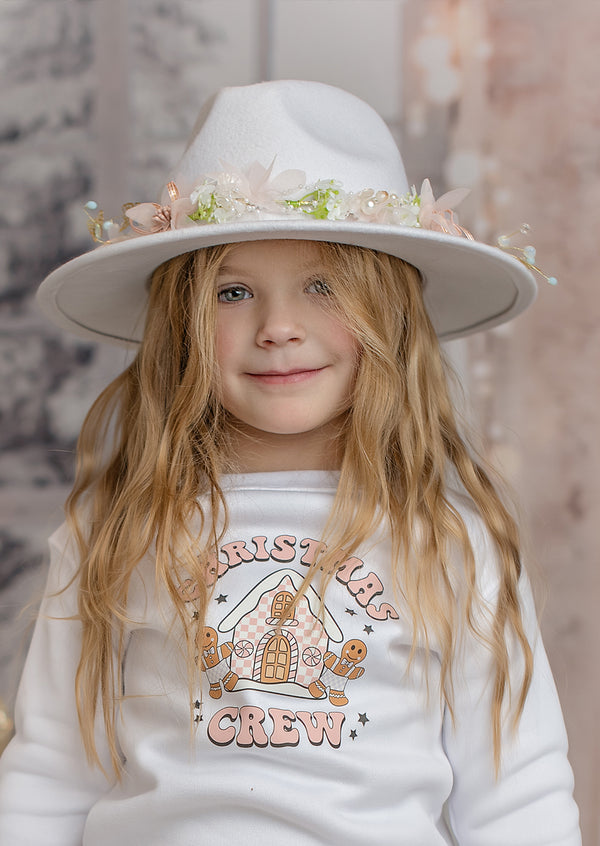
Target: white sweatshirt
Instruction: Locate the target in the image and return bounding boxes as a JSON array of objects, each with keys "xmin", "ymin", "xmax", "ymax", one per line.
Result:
[{"xmin": 0, "ymin": 471, "xmax": 581, "ymax": 845}]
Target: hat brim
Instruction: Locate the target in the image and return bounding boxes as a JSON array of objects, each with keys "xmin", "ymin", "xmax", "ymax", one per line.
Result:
[{"xmin": 36, "ymin": 219, "xmax": 537, "ymax": 348}]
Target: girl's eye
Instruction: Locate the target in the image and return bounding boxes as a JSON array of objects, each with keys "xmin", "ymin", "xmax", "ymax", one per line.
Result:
[
  {"xmin": 307, "ymin": 278, "xmax": 332, "ymax": 296},
  {"xmin": 217, "ymin": 285, "xmax": 252, "ymax": 303}
]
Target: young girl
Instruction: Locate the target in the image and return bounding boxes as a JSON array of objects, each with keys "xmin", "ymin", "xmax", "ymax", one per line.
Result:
[{"xmin": 0, "ymin": 80, "xmax": 580, "ymax": 845}]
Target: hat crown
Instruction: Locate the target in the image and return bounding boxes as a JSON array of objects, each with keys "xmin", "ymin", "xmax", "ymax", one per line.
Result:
[{"xmin": 166, "ymin": 80, "xmax": 409, "ymax": 198}]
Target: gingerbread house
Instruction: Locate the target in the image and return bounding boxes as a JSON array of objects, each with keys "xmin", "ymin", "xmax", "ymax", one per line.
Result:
[{"xmin": 218, "ymin": 569, "xmax": 343, "ymax": 692}]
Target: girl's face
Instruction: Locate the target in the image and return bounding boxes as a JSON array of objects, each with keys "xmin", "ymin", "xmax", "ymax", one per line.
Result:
[{"xmin": 215, "ymin": 240, "xmax": 360, "ymax": 471}]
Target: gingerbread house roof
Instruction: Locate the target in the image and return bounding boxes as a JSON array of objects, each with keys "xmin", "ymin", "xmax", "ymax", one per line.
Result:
[{"xmin": 217, "ymin": 568, "xmax": 343, "ymax": 642}]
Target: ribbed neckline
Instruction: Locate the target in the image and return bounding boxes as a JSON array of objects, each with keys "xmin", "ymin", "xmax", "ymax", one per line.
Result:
[{"xmin": 220, "ymin": 470, "xmax": 340, "ymax": 493}]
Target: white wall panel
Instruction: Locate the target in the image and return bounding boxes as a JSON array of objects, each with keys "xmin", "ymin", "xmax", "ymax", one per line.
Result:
[{"xmin": 271, "ymin": 0, "xmax": 403, "ymax": 121}]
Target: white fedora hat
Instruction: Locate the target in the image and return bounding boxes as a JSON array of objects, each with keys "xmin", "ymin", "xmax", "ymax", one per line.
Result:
[{"xmin": 36, "ymin": 79, "xmax": 537, "ymax": 348}]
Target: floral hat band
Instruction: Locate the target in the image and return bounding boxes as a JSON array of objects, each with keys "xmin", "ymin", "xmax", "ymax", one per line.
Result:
[
  {"xmin": 37, "ymin": 80, "xmax": 545, "ymax": 347},
  {"xmin": 85, "ymin": 162, "xmax": 554, "ymax": 286},
  {"xmin": 87, "ymin": 163, "xmax": 472, "ymax": 241}
]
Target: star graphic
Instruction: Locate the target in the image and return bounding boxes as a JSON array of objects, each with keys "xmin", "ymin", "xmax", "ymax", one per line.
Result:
[
  {"xmin": 194, "ymin": 714, "xmax": 203, "ymax": 723},
  {"xmin": 358, "ymin": 712, "xmax": 369, "ymax": 726},
  {"xmin": 192, "ymin": 611, "xmax": 199, "ymax": 620},
  {"xmin": 349, "ymin": 729, "xmax": 357, "ymax": 740},
  {"xmin": 194, "ymin": 700, "xmax": 201, "ymax": 709},
  {"xmin": 216, "ymin": 594, "xmax": 228, "ymax": 604},
  {"xmin": 363, "ymin": 624, "xmax": 374, "ymax": 635},
  {"xmin": 345, "ymin": 608, "xmax": 357, "ymax": 616}
]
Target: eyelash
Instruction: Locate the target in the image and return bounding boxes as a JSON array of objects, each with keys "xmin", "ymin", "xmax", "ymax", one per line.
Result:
[{"xmin": 306, "ymin": 278, "xmax": 332, "ymax": 296}]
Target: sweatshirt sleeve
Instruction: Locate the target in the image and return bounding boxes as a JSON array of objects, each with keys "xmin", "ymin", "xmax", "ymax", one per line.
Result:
[
  {"xmin": 443, "ymin": 523, "xmax": 581, "ymax": 846},
  {"xmin": 0, "ymin": 524, "xmax": 115, "ymax": 846}
]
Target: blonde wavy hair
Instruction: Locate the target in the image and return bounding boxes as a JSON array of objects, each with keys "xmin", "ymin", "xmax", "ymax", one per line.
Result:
[{"xmin": 66, "ymin": 240, "xmax": 532, "ymax": 778}]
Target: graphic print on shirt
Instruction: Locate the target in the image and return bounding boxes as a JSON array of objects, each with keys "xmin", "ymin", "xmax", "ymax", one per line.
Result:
[{"xmin": 179, "ymin": 532, "xmax": 400, "ymax": 749}]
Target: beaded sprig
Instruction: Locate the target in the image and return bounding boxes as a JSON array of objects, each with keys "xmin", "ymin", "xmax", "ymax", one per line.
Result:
[
  {"xmin": 497, "ymin": 224, "xmax": 558, "ymax": 286},
  {"xmin": 84, "ymin": 201, "xmax": 136, "ymax": 243}
]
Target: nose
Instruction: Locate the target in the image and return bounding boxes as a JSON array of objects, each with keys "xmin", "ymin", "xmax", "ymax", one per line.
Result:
[{"xmin": 255, "ymin": 295, "xmax": 306, "ymax": 347}]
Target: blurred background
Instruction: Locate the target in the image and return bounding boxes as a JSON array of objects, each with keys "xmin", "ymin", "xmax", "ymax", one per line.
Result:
[{"xmin": 0, "ymin": 0, "xmax": 598, "ymax": 839}]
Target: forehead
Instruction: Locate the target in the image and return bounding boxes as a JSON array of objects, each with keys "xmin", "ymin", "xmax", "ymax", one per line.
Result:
[{"xmin": 222, "ymin": 238, "xmax": 325, "ymax": 268}]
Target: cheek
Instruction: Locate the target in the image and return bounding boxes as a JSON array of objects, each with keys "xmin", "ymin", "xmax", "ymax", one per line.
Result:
[
  {"xmin": 322, "ymin": 313, "xmax": 360, "ymax": 364},
  {"xmin": 333, "ymin": 327, "xmax": 362, "ymax": 382},
  {"xmin": 215, "ymin": 318, "xmax": 240, "ymax": 372}
]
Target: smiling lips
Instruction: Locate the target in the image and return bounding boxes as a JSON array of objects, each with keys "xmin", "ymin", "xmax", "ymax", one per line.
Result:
[{"xmin": 246, "ymin": 367, "xmax": 326, "ymax": 385}]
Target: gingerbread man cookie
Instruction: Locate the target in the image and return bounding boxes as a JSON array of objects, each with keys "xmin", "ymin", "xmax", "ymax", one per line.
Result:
[
  {"xmin": 198, "ymin": 627, "xmax": 239, "ymax": 699},
  {"xmin": 308, "ymin": 638, "xmax": 367, "ymax": 706}
]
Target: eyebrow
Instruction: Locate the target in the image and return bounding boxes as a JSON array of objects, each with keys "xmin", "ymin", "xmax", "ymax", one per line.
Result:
[{"xmin": 217, "ymin": 264, "xmax": 254, "ymax": 276}]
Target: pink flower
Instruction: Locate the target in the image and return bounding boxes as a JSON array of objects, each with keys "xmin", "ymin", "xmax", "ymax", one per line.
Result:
[
  {"xmin": 126, "ymin": 198, "xmax": 194, "ymax": 234},
  {"xmin": 418, "ymin": 178, "xmax": 470, "ymax": 236},
  {"xmin": 217, "ymin": 159, "xmax": 306, "ymax": 212}
]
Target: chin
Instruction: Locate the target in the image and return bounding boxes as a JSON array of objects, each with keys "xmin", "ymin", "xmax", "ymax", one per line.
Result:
[
  {"xmin": 256, "ymin": 422, "xmax": 325, "ymax": 437},
  {"xmin": 237, "ymin": 414, "xmax": 338, "ymax": 439}
]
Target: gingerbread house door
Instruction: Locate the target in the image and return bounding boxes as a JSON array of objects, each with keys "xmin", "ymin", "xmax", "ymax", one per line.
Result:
[{"xmin": 260, "ymin": 633, "xmax": 291, "ymax": 683}]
